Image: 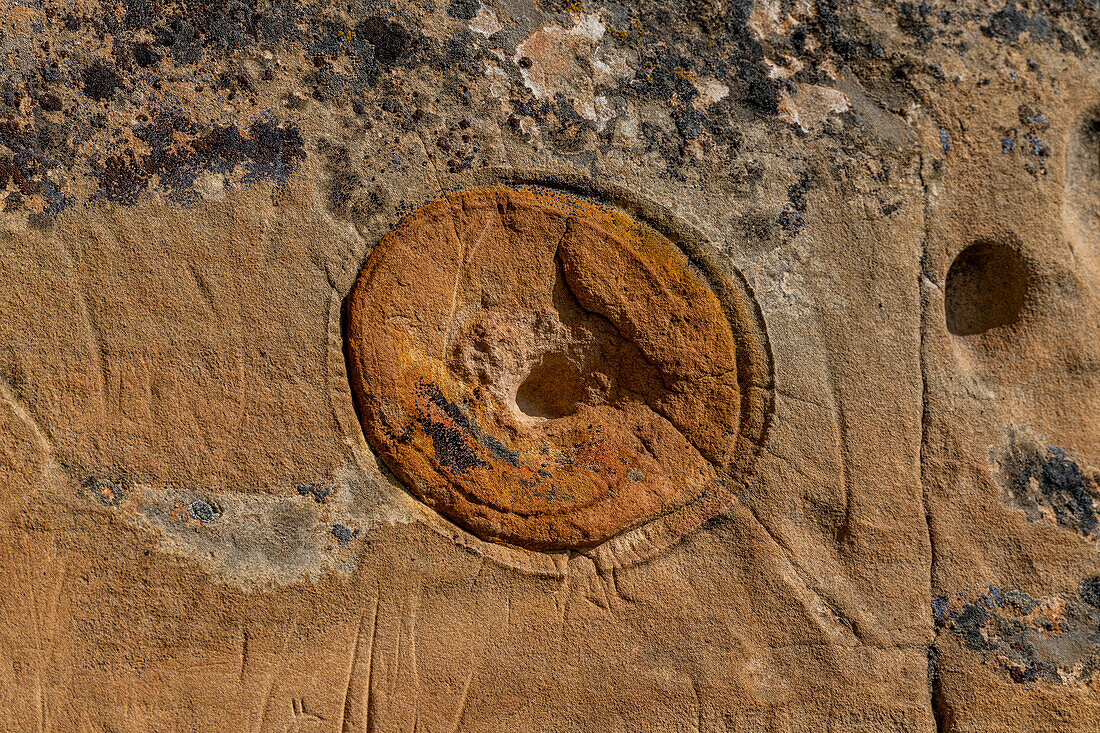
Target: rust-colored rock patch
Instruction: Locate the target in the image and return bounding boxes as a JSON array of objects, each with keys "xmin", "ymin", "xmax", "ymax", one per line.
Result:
[{"xmin": 346, "ymin": 186, "xmax": 770, "ymax": 550}]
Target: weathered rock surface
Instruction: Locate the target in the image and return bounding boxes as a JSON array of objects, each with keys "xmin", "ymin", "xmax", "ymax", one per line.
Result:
[{"xmin": 0, "ymin": 0, "xmax": 1097, "ymax": 730}]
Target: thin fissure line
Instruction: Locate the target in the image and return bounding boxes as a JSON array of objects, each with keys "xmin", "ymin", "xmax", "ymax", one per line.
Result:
[{"xmin": 917, "ymin": 150, "xmax": 948, "ymax": 733}]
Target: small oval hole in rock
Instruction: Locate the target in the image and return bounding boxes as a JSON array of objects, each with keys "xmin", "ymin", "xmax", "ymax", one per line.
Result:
[
  {"xmin": 514, "ymin": 353, "xmax": 585, "ymax": 419},
  {"xmin": 945, "ymin": 242, "xmax": 1031, "ymax": 336}
]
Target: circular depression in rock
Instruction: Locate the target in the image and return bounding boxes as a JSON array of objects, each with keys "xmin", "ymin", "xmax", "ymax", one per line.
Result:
[
  {"xmin": 945, "ymin": 241, "xmax": 1031, "ymax": 336},
  {"xmin": 345, "ymin": 186, "xmax": 770, "ymax": 551}
]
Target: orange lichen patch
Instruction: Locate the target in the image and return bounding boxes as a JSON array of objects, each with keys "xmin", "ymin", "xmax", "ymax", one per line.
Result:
[{"xmin": 346, "ymin": 186, "xmax": 769, "ymax": 550}]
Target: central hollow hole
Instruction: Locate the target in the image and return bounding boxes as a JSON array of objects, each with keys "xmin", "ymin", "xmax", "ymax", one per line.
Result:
[
  {"xmin": 506, "ymin": 253, "xmax": 667, "ymax": 421},
  {"xmin": 514, "ymin": 352, "xmax": 586, "ymax": 419},
  {"xmin": 945, "ymin": 241, "xmax": 1031, "ymax": 336}
]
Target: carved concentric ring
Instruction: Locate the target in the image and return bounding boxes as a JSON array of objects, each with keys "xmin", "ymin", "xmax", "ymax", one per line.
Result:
[{"xmin": 346, "ymin": 186, "xmax": 771, "ymax": 551}]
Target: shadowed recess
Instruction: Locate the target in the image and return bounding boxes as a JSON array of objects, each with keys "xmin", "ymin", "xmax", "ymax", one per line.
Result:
[{"xmin": 945, "ymin": 241, "xmax": 1031, "ymax": 336}]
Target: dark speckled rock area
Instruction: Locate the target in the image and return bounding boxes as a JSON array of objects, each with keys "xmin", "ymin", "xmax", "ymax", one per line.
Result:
[{"xmin": 0, "ymin": 0, "xmax": 1092, "ymax": 220}]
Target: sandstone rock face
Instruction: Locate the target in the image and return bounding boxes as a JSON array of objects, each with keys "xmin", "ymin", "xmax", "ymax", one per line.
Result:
[{"xmin": 0, "ymin": 1, "xmax": 1098, "ymax": 731}]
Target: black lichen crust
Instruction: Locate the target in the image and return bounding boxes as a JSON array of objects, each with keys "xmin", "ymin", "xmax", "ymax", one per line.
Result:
[
  {"xmin": 1, "ymin": 0, "xmax": 1098, "ymax": 219},
  {"xmin": 1000, "ymin": 436, "xmax": 1100, "ymax": 539},
  {"xmin": 933, "ymin": 583, "xmax": 1100, "ymax": 686}
]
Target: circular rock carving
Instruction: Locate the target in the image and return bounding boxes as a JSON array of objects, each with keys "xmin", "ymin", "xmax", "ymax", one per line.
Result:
[
  {"xmin": 945, "ymin": 241, "xmax": 1031, "ymax": 336},
  {"xmin": 346, "ymin": 186, "xmax": 771, "ymax": 551}
]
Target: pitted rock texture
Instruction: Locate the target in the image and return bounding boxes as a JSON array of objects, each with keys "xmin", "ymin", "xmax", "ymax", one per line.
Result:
[{"xmin": 346, "ymin": 186, "xmax": 770, "ymax": 550}]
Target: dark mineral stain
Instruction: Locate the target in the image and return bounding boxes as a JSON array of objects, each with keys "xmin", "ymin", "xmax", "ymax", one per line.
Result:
[
  {"xmin": 81, "ymin": 61, "xmax": 122, "ymax": 102},
  {"xmin": 746, "ymin": 78, "xmax": 781, "ymax": 115},
  {"xmin": 778, "ymin": 174, "xmax": 812, "ymax": 234},
  {"xmin": 1038, "ymin": 449, "xmax": 1097, "ymax": 535},
  {"xmin": 984, "ymin": 3, "xmax": 1029, "ymax": 40},
  {"xmin": 0, "ymin": 116, "xmax": 71, "ymax": 212},
  {"xmin": 128, "ymin": 0, "xmax": 260, "ymax": 57},
  {"xmin": 932, "ymin": 594, "xmax": 950, "ymax": 626},
  {"xmin": 1000, "ymin": 588, "xmax": 1038, "ymax": 615},
  {"xmin": 414, "ymin": 382, "xmax": 488, "ymax": 474},
  {"xmin": 297, "ymin": 483, "xmax": 331, "ymax": 504},
  {"xmin": 1079, "ymin": 576, "xmax": 1100, "ymax": 608},
  {"xmin": 4, "ymin": 0, "xmax": 1100, "ymax": 212},
  {"xmin": 673, "ymin": 107, "xmax": 703, "ymax": 140},
  {"xmin": 937, "ymin": 583, "xmax": 1100, "ymax": 686},
  {"xmin": 897, "ymin": 2, "xmax": 935, "ymax": 44},
  {"xmin": 953, "ymin": 603, "xmax": 992, "ymax": 651},
  {"xmin": 776, "ymin": 209, "xmax": 803, "ymax": 233},
  {"xmin": 982, "ymin": 3, "xmax": 1052, "ymax": 44},
  {"xmin": 1018, "ymin": 105, "xmax": 1048, "ymax": 129},
  {"xmin": 424, "ymin": 382, "xmax": 477, "ymax": 434},
  {"xmin": 132, "ymin": 42, "xmax": 161, "ymax": 68},
  {"xmin": 332, "ymin": 523, "xmax": 358, "ymax": 546},
  {"xmin": 1000, "ymin": 438, "xmax": 1099, "ymax": 538},
  {"xmin": 84, "ymin": 476, "xmax": 127, "ymax": 507},
  {"xmin": 625, "ymin": 0, "xmax": 784, "ymax": 147},
  {"xmin": 327, "ymin": 165, "xmax": 362, "ymax": 213},
  {"xmin": 816, "ymin": 0, "xmax": 885, "ymax": 61},
  {"xmin": 482, "ymin": 433, "xmax": 519, "ymax": 467},
  {"xmin": 37, "ymin": 93, "xmax": 62, "ymax": 112},
  {"xmin": 91, "ymin": 115, "xmax": 305, "ymax": 203},
  {"xmin": 356, "ymin": 17, "xmax": 414, "ymax": 66},
  {"xmin": 256, "ymin": 1, "xmax": 302, "ymax": 43},
  {"xmin": 927, "ymin": 643, "xmax": 941, "ymax": 697},
  {"xmin": 188, "ymin": 499, "xmax": 219, "ymax": 524},
  {"xmin": 447, "ymin": 0, "xmax": 480, "ymax": 21},
  {"xmin": 416, "ymin": 414, "xmax": 486, "ymax": 473}
]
